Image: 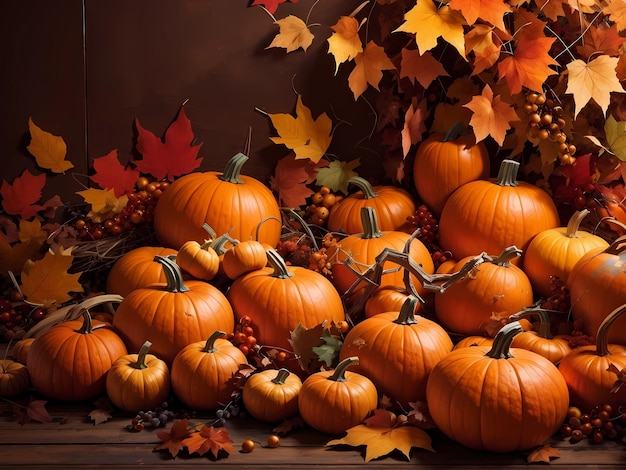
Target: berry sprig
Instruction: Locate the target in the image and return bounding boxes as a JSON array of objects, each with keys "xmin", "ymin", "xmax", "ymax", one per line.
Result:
[
  {"xmin": 0, "ymin": 292, "xmax": 48, "ymax": 341},
  {"xmin": 560, "ymin": 404, "xmax": 626, "ymax": 444},
  {"xmin": 406, "ymin": 204, "xmax": 439, "ymax": 245},
  {"xmin": 305, "ymin": 186, "xmax": 343, "ymax": 227},
  {"xmin": 128, "ymin": 401, "xmax": 175, "ymax": 432},
  {"xmin": 230, "ymin": 315, "xmax": 258, "ymax": 357}
]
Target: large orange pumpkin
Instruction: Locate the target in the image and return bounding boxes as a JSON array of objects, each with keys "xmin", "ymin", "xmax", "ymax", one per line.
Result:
[
  {"xmin": 438, "ymin": 159, "xmax": 560, "ymax": 265},
  {"xmin": 153, "ymin": 152, "xmax": 282, "ymax": 249}
]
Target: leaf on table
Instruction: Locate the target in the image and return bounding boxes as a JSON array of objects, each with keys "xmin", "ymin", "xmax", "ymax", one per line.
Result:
[
  {"xmin": 0, "ymin": 169, "xmax": 47, "ymax": 220},
  {"xmin": 76, "ymin": 187, "xmax": 129, "ymax": 223},
  {"xmin": 348, "ymin": 40, "xmax": 396, "ymax": 100},
  {"xmin": 26, "ymin": 399, "xmax": 53, "ymax": 424},
  {"xmin": 464, "ymin": 84, "xmax": 519, "ymax": 146},
  {"xmin": 315, "ymin": 158, "xmax": 360, "ymax": 194},
  {"xmin": 250, "ymin": 0, "xmax": 293, "ymax": 15},
  {"xmin": 134, "ymin": 105, "xmax": 203, "ymax": 181},
  {"xmin": 407, "ymin": 401, "xmax": 436, "ymax": 429},
  {"xmin": 328, "ymin": 16, "xmax": 363, "ymax": 73},
  {"xmin": 448, "ymin": 0, "xmax": 511, "ymax": 32},
  {"xmin": 154, "ymin": 419, "xmax": 193, "ymax": 458},
  {"xmin": 401, "ymin": 98, "xmax": 428, "ymax": 157},
  {"xmin": 526, "ymin": 444, "xmax": 560, "ymax": 464},
  {"xmin": 312, "ymin": 329, "xmax": 342, "ymax": 367},
  {"xmin": 89, "ymin": 408, "xmax": 112, "ymax": 425},
  {"xmin": 183, "ymin": 425, "xmax": 234, "ymax": 459},
  {"xmin": 90, "ymin": 149, "xmax": 140, "ymax": 197},
  {"xmin": 267, "ymin": 15, "xmax": 314, "ymax": 53},
  {"xmin": 269, "ymin": 152, "xmax": 327, "ymax": 208},
  {"xmin": 605, "ymin": 0, "xmax": 626, "ymax": 32},
  {"xmin": 273, "ymin": 416, "xmax": 305, "ymax": 435},
  {"xmin": 26, "ymin": 117, "xmax": 73, "ymax": 173},
  {"xmin": 394, "ymin": 1, "xmax": 466, "ymax": 59},
  {"xmin": 400, "ymin": 48, "xmax": 449, "ymax": 89},
  {"xmin": 20, "ymin": 250, "xmax": 83, "ymax": 307},
  {"xmin": 268, "ymin": 95, "xmax": 332, "ymax": 163},
  {"xmin": 566, "ymin": 55, "xmax": 625, "ymax": 118},
  {"xmin": 289, "ymin": 321, "xmax": 326, "ymax": 373}
]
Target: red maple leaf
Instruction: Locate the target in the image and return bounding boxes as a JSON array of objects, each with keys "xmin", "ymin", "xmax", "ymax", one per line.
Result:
[
  {"xmin": 0, "ymin": 169, "xmax": 46, "ymax": 219},
  {"xmin": 134, "ymin": 105, "xmax": 203, "ymax": 181},
  {"xmin": 154, "ymin": 419, "xmax": 193, "ymax": 458},
  {"xmin": 183, "ymin": 425, "xmax": 234, "ymax": 459},
  {"xmin": 250, "ymin": 0, "xmax": 297, "ymax": 15},
  {"xmin": 90, "ymin": 149, "xmax": 140, "ymax": 197},
  {"xmin": 269, "ymin": 152, "xmax": 326, "ymax": 208}
]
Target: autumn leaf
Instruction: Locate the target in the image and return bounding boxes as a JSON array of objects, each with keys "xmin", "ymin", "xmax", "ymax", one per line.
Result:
[
  {"xmin": 0, "ymin": 239, "xmax": 43, "ymax": 277},
  {"xmin": 134, "ymin": 105, "xmax": 203, "ymax": 181},
  {"xmin": 76, "ymin": 187, "xmax": 129, "ymax": 223},
  {"xmin": 401, "ymin": 99, "xmax": 428, "ymax": 157},
  {"xmin": 26, "ymin": 117, "xmax": 73, "ymax": 173},
  {"xmin": 90, "ymin": 149, "xmax": 140, "ymax": 197},
  {"xmin": 312, "ymin": 329, "xmax": 343, "ymax": 367},
  {"xmin": 448, "ymin": 0, "xmax": 511, "ymax": 32},
  {"xmin": 604, "ymin": 114, "xmax": 626, "ymax": 161},
  {"xmin": 273, "ymin": 416, "xmax": 305, "ymax": 435},
  {"xmin": 607, "ymin": 363, "xmax": 626, "ymax": 393},
  {"xmin": 576, "ymin": 24, "xmax": 626, "ymax": 61},
  {"xmin": 269, "ymin": 152, "xmax": 326, "ymax": 208},
  {"xmin": 315, "ymin": 158, "xmax": 360, "ymax": 194},
  {"xmin": 399, "ymin": 48, "xmax": 449, "ymax": 89},
  {"xmin": 0, "ymin": 169, "xmax": 47, "ymax": 219},
  {"xmin": 566, "ymin": 55, "xmax": 625, "ymax": 118},
  {"xmin": 183, "ymin": 425, "xmax": 234, "ymax": 459},
  {"xmin": 465, "ymin": 25, "xmax": 500, "ymax": 76},
  {"xmin": 154, "ymin": 419, "xmax": 193, "ymax": 458},
  {"xmin": 250, "ymin": 0, "xmax": 293, "ymax": 15},
  {"xmin": 526, "ymin": 444, "xmax": 561, "ymax": 464},
  {"xmin": 19, "ymin": 218, "xmax": 47, "ymax": 245},
  {"xmin": 327, "ymin": 16, "xmax": 363, "ymax": 73},
  {"xmin": 268, "ymin": 95, "xmax": 332, "ymax": 163},
  {"xmin": 348, "ymin": 41, "xmax": 396, "ymax": 100},
  {"xmin": 26, "ymin": 399, "xmax": 53, "ymax": 424},
  {"xmin": 464, "ymin": 84, "xmax": 519, "ymax": 146},
  {"xmin": 267, "ymin": 15, "xmax": 314, "ymax": 53},
  {"xmin": 604, "ymin": 0, "xmax": 626, "ymax": 32},
  {"xmin": 20, "ymin": 250, "xmax": 83, "ymax": 307},
  {"xmin": 89, "ymin": 408, "xmax": 112, "ymax": 425},
  {"xmin": 394, "ymin": 1, "xmax": 466, "ymax": 59},
  {"xmin": 289, "ymin": 321, "xmax": 326, "ymax": 373}
]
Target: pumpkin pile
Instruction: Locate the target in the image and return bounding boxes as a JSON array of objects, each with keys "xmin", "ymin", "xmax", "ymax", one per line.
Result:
[{"xmin": 6, "ymin": 143, "xmax": 626, "ymax": 456}]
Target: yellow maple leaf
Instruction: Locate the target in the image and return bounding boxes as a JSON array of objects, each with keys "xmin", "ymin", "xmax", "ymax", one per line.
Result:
[
  {"xmin": 20, "ymin": 250, "xmax": 83, "ymax": 307},
  {"xmin": 18, "ymin": 218, "xmax": 48, "ymax": 245},
  {"xmin": 464, "ymin": 84, "xmax": 519, "ymax": 146},
  {"xmin": 76, "ymin": 187, "xmax": 129, "ymax": 223},
  {"xmin": 327, "ymin": 16, "xmax": 363, "ymax": 73},
  {"xmin": 269, "ymin": 95, "xmax": 332, "ymax": 163},
  {"xmin": 26, "ymin": 117, "xmax": 74, "ymax": 173},
  {"xmin": 394, "ymin": 1, "xmax": 466, "ymax": 59},
  {"xmin": 267, "ymin": 15, "xmax": 314, "ymax": 53},
  {"xmin": 604, "ymin": 114, "xmax": 626, "ymax": 161},
  {"xmin": 605, "ymin": 0, "xmax": 626, "ymax": 32},
  {"xmin": 566, "ymin": 55, "xmax": 625, "ymax": 118},
  {"xmin": 0, "ymin": 239, "xmax": 44, "ymax": 277},
  {"xmin": 348, "ymin": 41, "xmax": 396, "ymax": 100},
  {"xmin": 448, "ymin": 0, "xmax": 512, "ymax": 32}
]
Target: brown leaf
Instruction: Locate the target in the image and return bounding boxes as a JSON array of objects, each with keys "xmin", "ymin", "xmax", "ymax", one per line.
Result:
[
  {"xmin": 183, "ymin": 425, "xmax": 234, "ymax": 459},
  {"xmin": 89, "ymin": 408, "xmax": 112, "ymax": 425},
  {"xmin": 27, "ymin": 399, "xmax": 53, "ymax": 423},
  {"xmin": 288, "ymin": 321, "xmax": 326, "ymax": 373},
  {"xmin": 154, "ymin": 419, "xmax": 193, "ymax": 458},
  {"xmin": 273, "ymin": 416, "xmax": 305, "ymax": 435},
  {"xmin": 526, "ymin": 444, "xmax": 560, "ymax": 463}
]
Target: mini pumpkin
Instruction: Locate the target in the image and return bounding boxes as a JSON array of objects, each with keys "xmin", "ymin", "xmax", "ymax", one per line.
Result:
[
  {"xmin": 221, "ymin": 236, "xmax": 268, "ymax": 280},
  {"xmin": 242, "ymin": 368, "xmax": 302, "ymax": 423},
  {"xmin": 176, "ymin": 223, "xmax": 220, "ymax": 281},
  {"xmin": 0, "ymin": 359, "xmax": 30, "ymax": 398}
]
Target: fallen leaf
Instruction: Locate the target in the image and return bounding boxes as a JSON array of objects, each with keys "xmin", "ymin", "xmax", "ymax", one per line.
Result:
[
  {"xmin": 26, "ymin": 117, "xmax": 73, "ymax": 173},
  {"xmin": 76, "ymin": 187, "xmax": 129, "ymax": 223},
  {"xmin": 154, "ymin": 419, "xmax": 193, "ymax": 458},
  {"xmin": 327, "ymin": 16, "xmax": 363, "ymax": 73},
  {"xmin": 607, "ymin": 363, "xmax": 626, "ymax": 393},
  {"xmin": 464, "ymin": 84, "xmax": 519, "ymax": 146},
  {"xmin": 348, "ymin": 40, "xmax": 396, "ymax": 100},
  {"xmin": 0, "ymin": 170, "xmax": 47, "ymax": 220},
  {"xmin": 273, "ymin": 416, "xmax": 305, "ymax": 435},
  {"xmin": 183, "ymin": 425, "xmax": 234, "ymax": 459},
  {"xmin": 90, "ymin": 149, "xmax": 140, "ymax": 197},
  {"xmin": 605, "ymin": 0, "xmax": 626, "ymax": 32},
  {"xmin": 26, "ymin": 399, "xmax": 53, "ymax": 423},
  {"xmin": 576, "ymin": 24, "xmax": 626, "ymax": 61},
  {"xmin": 526, "ymin": 444, "xmax": 561, "ymax": 463},
  {"xmin": 315, "ymin": 158, "xmax": 360, "ymax": 194},
  {"xmin": 89, "ymin": 408, "xmax": 112, "ymax": 425},
  {"xmin": 267, "ymin": 15, "xmax": 314, "ymax": 53}
]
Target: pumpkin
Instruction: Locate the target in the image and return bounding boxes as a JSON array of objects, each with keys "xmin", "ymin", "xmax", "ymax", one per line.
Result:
[
  {"xmin": 106, "ymin": 246, "xmax": 177, "ymax": 297},
  {"xmin": 0, "ymin": 359, "xmax": 30, "ymax": 398},
  {"xmin": 508, "ymin": 307, "xmax": 572, "ymax": 364},
  {"xmin": 438, "ymin": 159, "xmax": 560, "ymax": 265},
  {"xmin": 171, "ymin": 331, "xmax": 247, "ymax": 411},
  {"xmin": 434, "ymin": 246, "xmax": 534, "ymax": 336},
  {"xmin": 364, "ymin": 286, "xmax": 411, "ymax": 319},
  {"xmin": 11, "ymin": 338, "xmax": 35, "ymax": 365},
  {"xmin": 176, "ymin": 223, "xmax": 220, "ymax": 281},
  {"xmin": 153, "ymin": 152, "xmax": 282, "ymax": 249},
  {"xmin": 568, "ymin": 235, "xmax": 626, "ymax": 344},
  {"xmin": 558, "ymin": 304, "xmax": 626, "ymax": 411},
  {"xmin": 112, "ymin": 255, "xmax": 234, "ymax": 365},
  {"xmin": 227, "ymin": 249, "xmax": 344, "ymax": 370},
  {"xmin": 27, "ymin": 310, "xmax": 128, "ymax": 401},
  {"xmin": 242, "ymin": 368, "xmax": 302, "ymax": 423},
  {"xmin": 339, "ymin": 296, "xmax": 452, "ymax": 406},
  {"xmin": 327, "ymin": 176, "xmax": 416, "ymax": 234},
  {"xmin": 453, "ymin": 336, "xmax": 494, "ymax": 350},
  {"xmin": 222, "ymin": 236, "xmax": 268, "ymax": 280},
  {"xmin": 426, "ymin": 322, "xmax": 569, "ymax": 452},
  {"xmin": 413, "ymin": 124, "xmax": 490, "ymax": 216},
  {"xmin": 298, "ymin": 356, "xmax": 378, "ymax": 435},
  {"xmin": 523, "ymin": 209, "xmax": 609, "ymax": 298},
  {"xmin": 105, "ymin": 340, "xmax": 171, "ymax": 412}
]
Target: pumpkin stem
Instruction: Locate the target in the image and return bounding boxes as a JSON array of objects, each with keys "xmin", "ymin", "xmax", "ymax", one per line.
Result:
[
  {"xmin": 198, "ymin": 223, "xmax": 217, "ymax": 249},
  {"xmin": 495, "ymin": 159, "xmax": 520, "ymax": 187},
  {"xmin": 484, "ymin": 321, "xmax": 524, "ymax": 359},
  {"xmin": 393, "ymin": 296, "xmax": 419, "ymax": 325},
  {"xmin": 219, "ymin": 153, "xmax": 248, "ymax": 184},
  {"xmin": 329, "ymin": 356, "xmax": 359, "ymax": 383},
  {"xmin": 202, "ymin": 331, "xmax": 226, "ymax": 353},
  {"xmin": 441, "ymin": 122, "xmax": 469, "ymax": 142},
  {"xmin": 605, "ymin": 235, "xmax": 626, "ymax": 256},
  {"xmin": 154, "ymin": 255, "xmax": 190, "ymax": 293},
  {"xmin": 594, "ymin": 304, "xmax": 626, "ymax": 356},
  {"xmin": 509, "ymin": 306, "xmax": 553, "ymax": 339},
  {"xmin": 210, "ymin": 234, "xmax": 234, "ymax": 255},
  {"xmin": 565, "ymin": 209, "xmax": 589, "ymax": 238},
  {"xmin": 266, "ymin": 249, "xmax": 294, "ymax": 279},
  {"xmin": 131, "ymin": 341, "xmax": 152, "ymax": 369},
  {"xmin": 360, "ymin": 207, "xmax": 383, "ymax": 239},
  {"xmin": 76, "ymin": 310, "xmax": 95, "ymax": 334},
  {"xmin": 492, "ymin": 245, "xmax": 522, "ymax": 267},
  {"xmin": 271, "ymin": 368, "xmax": 292, "ymax": 385},
  {"xmin": 347, "ymin": 176, "xmax": 379, "ymax": 199}
]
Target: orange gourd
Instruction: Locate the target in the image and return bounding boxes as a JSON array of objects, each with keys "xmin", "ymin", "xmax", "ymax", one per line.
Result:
[
  {"xmin": 242, "ymin": 368, "xmax": 302, "ymax": 423},
  {"xmin": 453, "ymin": 336, "xmax": 494, "ymax": 350},
  {"xmin": 0, "ymin": 359, "xmax": 30, "ymax": 398},
  {"xmin": 176, "ymin": 223, "xmax": 220, "ymax": 281},
  {"xmin": 221, "ymin": 236, "xmax": 268, "ymax": 280},
  {"xmin": 364, "ymin": 286, "xmax": 411, "ymax": 318}
]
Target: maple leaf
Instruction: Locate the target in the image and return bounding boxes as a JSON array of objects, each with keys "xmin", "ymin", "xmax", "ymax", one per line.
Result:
[
  {"xmin": 315, "ymin": 158, "xmax": 360, "ymax": 194},
  {"xmin": 273, "ymin": 416, "xmax": 305, "ymax": 435},
  {"xmin": 268, "ymin": 95, "xmax": 332, "ymax": 163},
  {"xmin": 89, "ymin": 408, "xmax": 112, "ymax": 425},
  {"xmin": 448, "ymin": 0, "xmax": 512, "ymax": 32},
  {"xmin": 154, "ymin": 419, "xmax": 193, "ymax": 458},
  {"xmin": 605, "ymin": 0, "xmax": 626, "ymax": 32},
  {"xmin": 20, "ymin": 250, "xmax": 83, "ymax": 307},
  {"xmin": 348, "ymin": 40, "xmax": 396, "ymax": 100},
  {"xmin": 26, "ymin": 399, "xmax": 53, "ymax": 423},
  {"xmin": 604, "ymin": 114, "xmax": 626, "ymax": 161},
  {"xmin": 267, "ymin": 15, "xmax": 314, "ymax": 53},
  {"xmin": 76, "ymin": 187, "xmax": 129, "ymax": 223},
  {"xmin": 400, "ymin": 48, "xmax": 449, "ymax": 89},
  {"xmin": 312, "ymin": 329, "xmax": 343, "ymax": 367},
  {"xmin": 394, "ymin": 1, "xmax": 466, "ymax": 59},
  {"xmin": 401, "ymin": 99, "xmax": 428, "ymax": 157},
  {"xmin": 183, "ymin": 425, "xmax": 234, "ymax": 459},
  {"xmin": 327, "ymin": 16, "xmax": 363, "ymax": 73},
  {"xmin": 26, "ymin": 117, "xmax": 73, "ymax": 173},
  {"xmin": 134, "ymin": 105, "xmax": 203, "ymax": 181},
  {"xmin": 576, "ymin": 24, "xmax": 626, "ymax": 61},
  {"xmin": 566, "ymin": 55, "xmax": 625, "ymax": 118},
  {"xmin": 465, "ymin": 25, "xmax": 500, "ymax": 76},
  {"xmin": 288, "ymin": 321, "xmax": 326, "ymax": 373},
  {"xmin": 464, "ymin": 84, "xmax": 519, "ymax": 146},
  {"xmin": 269, "ymin": 152, "xmax": 326, "ymax": 208},
  {"xmin": 90, "ymin": 149, "xmax": 140, "ymax": 197},
  {"xmin": 1, "ymin": 169, "xmax": 46, "ymax": 219},
  {"xmin": 375, "ymin": 86, "xmax": 402, "ymax": 131},
  {"xmin": 250, "ymin": 0, "xmax": 294, "ymax": 15},
  {"xmin": 0, "ymin": 239, "xmax": 43, "ymax": 277},
  {"xmin": 526, "ymin": 444, "xmax": 561, "ymax": 464},
  {"xmin": 19, "ymin": 218, "xmax": 47, "ymax": 245}
]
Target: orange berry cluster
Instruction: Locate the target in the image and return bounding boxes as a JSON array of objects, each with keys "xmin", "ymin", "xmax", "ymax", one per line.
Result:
[{"xmin": 305, "ymin": 186, "xmax": 343, "ymax": 226}]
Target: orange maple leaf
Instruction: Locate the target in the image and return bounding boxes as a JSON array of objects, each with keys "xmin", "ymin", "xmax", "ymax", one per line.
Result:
[
  {"xmin": 267, "ymin": 15, "xmax": 314, "ymax": 53},
  {"xmin": 464, "ymin": 84, "xmax": 519, "ymax": 146},
  {"xmin": 576, "ymin": 23, "xmax": 626, "ymax": 61},
  {"xmin": 526, "ymin": 444, "xmax": 560, "ymax": 463},
  {"xmin": 26, "ymin": 117, "xmax": 73, "ymax": 173},
  {"xmin": 399, "ymin": 48, "xmax": 449, "ymax": 89},
  {"xmin": 401, "ymin": 99, "xmax": 428, "ymax": 157},
  {"xmin": 269, "ymin": 152, "xmax": 325, "ymax": 208},
  {"xmin": 465, "ymin": 25, "xmax": 501, "ymax": 76},
  {"xmin": 154, "ymin": 419, "xmax": 193, "ymax": 458},
  {"xmin": 183, "ymin": 425, "xmax": 234, "ymax": 459},
  {"xmin": 348, "ymin": 41, "xmax": 396, "ymax": 100},
  {"xmin": 327, "ymin": 16, "xmax": 363, "ymax": 73},
  {"xmin": 605, "ymin": 0, "xmax": 626, "ymax": 32},
  {"xmin": 20, "ymin": 250, "xmax": 83, "ymax": 307},
  {"xmin": 0, "ymin": 170, "xmax": 47, "ymax": 220},
  {"xmin": 448, "ymin": 0, "xmax": 511, "ymax": 32}
]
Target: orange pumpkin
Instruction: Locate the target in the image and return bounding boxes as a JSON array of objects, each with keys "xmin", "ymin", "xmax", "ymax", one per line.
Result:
[
  {"xmin": 11, "ymin": 338, "xmax": 35, "ymax": 365},
  {"xmin": 153, "ymin": 152, "xmax": 281, "ymax": 249},
  {"xmin": 509, "ymin": 307, "xmax": 572, "ymax": 364},
  {"xmin": 222, "ymin": 237, "xmax": 268, "ymax": 280},
  {"xmin": 364, "ymin": 286, "xmax": 411, "ymax": 318},
  {"xmin": 453, "ymin": 336, "xmax": 494, "ymax": 350},
  {"xmin": 0, "ymin": 359, "xmax": 30, "ymax": 398},
  {"xmin": 242, "ymin": 368, "xmax": 302, "ymax": 423},
  {"xmin": 176, "ymin": 223, "xmax": 220, "ymax": 281}
]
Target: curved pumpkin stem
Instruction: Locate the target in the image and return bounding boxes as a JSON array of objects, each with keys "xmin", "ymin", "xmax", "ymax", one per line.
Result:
[
  {"xmin": 495, "ymin": 159, "xmax": 520, "ymax": 188},
  {"xmin": 266, "ymin": 249, "xmax": 294, "ymax": 279},
  {"xmin": 509, "ymin": 307, "xmax": 553, "ymax": 339},
  {"xmin": 271, "ymin": 368, "xmax": 292, "ymax": 385},
  {"xmin": 131, "ymin": 341, "xmax": 152, "ymax": 370},
  {"xmin": 485, "ymin": 321, "xmax": 524, "ymax": 359},
  {"xmin": 393, "ymin": 296, "xmax": 420, "ymax": 326},
  {"xmin": 360, "ymin": 207, "xmax": 383, "ymax": 239},
  {"xmin": 565, "ymin": 209, "xmax": 589, "ymax": 238},
  {"xmin": 154, "ymin": 255, "xmax": 190, "ymax": 293},
  {"xmin": 491, "ymin": 245, "xmax": 522, "ymax": 267},
  {"xmin": 75, "ymin": 310, "xmax": 96, "ymax": 335},
  {"xmin": 219, "ymin": 152, "xmax": 248, "ymax": 184},
  {"xmin": 594, "ymin": 304, "xmax": 626, "ymax": 357},
  {"xmin": 210, "ymin": 234, "xmax": 234, "ymax": 255},
  {"xmin": 202, "ymin": 331, "xmax": 226, "ymax": 353},
  {"xmin": 605, "ymin": 235, "xmax": 626, "ymax": 256},
  {"xmin": 329, "ymin": 356, "xmax": 359, "ymax": 383},
  {"xmin": 348, "ymin": 176, "xmax": 379, "ymax": 199},
  {"xmin": 441, "ymin": 121, "xmax": 469, "ymax": 142},
  {"xmin": 199, "ymin": 223, "xmax": 218, "ymax": 249}
]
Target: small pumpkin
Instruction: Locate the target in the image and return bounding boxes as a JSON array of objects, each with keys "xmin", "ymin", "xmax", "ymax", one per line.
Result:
[
  {"xmin": 11, "ymin": 338, "xmax": 35, "ymax": 365},
  {"xmin": 105, "ymin": 340, "xmax": 171, "ymax": 412},
  {"xmin": 0, "ymin": 359, "xmax": 30, "ymax": 398},
  {"xmin": 426, "ymin": 322, "xmax": 569, "ymax": 452},
  {"xmin": 176, "ymin": 223, "xmax": 220, "ymax": 281},
  {"xmin": 364, "ymin": 286, "xmax": 411, "ymax": 319},
  {"xmin": 171, "ymin": 331, "xmax": 247, "ymax": 411},
  {"xmin": 221, "ymin": 236, "xmax": 268, "ymax": 280},
  {"xmin": 453, "ymin": 336, "xmax": 494, "ymax": 350},
  {"xmin": 298, "ymin": 356, "xmax": 378, "ymax": 435},
  {"xmin": 242, "ymin": 368, "xmax": 302, "ymax": 423}
]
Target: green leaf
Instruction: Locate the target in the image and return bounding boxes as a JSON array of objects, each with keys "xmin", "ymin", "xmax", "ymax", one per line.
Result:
[
  {"xmin": 312, "ymin": 330, "xmax": 343, "ymax": 367},
  {"xmin": 315, "ymin": 159, "xmax": 360, "ymax": 194}
]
